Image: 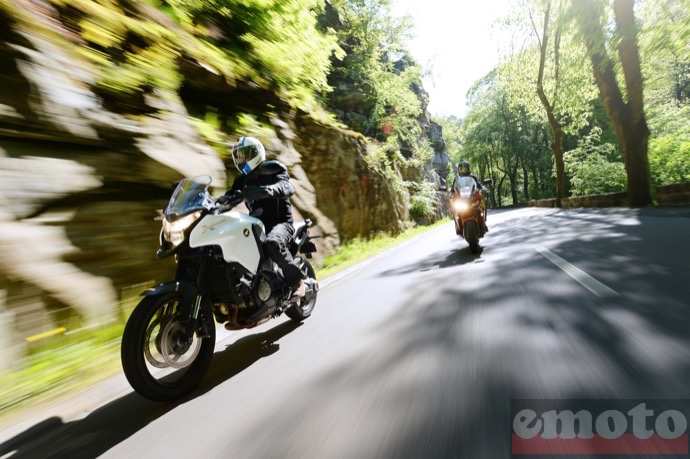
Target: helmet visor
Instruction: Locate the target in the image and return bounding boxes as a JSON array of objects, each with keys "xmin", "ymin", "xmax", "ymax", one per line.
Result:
[{"xmin": 233, "ymin": 145, "xmax": 257, "ymax": 168}]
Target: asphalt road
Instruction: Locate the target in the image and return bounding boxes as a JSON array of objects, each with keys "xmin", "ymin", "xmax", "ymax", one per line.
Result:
[{"xmin": 2, "ymin": 207, "xmax": 689, "ymax": 459}]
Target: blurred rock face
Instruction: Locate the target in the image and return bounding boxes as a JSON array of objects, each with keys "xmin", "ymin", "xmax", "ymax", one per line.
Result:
[{"xmin": 0, "ymin": 2, "xmax": 407, "ymax": 353}]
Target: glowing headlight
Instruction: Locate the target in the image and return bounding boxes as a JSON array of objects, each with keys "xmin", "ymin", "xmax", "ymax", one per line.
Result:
[
  {"xmin": 162, "ymin": 211, "xmax": 201, "ymax": 247},
  {"xmin": 453, "ymin": 200, "xmax": 469, "ymax": 212}
]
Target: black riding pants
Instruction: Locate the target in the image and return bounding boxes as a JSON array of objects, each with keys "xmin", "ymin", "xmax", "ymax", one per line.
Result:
[{"xmin": 263, "ymin": 222, "xmax": 304, "ymax": 288}]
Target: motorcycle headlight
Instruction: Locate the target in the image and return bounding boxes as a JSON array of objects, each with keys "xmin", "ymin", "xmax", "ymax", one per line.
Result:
[
  {"xmin": 453, "ymin": 200, "xmax": 469, "ymax": 212},
  {"xmin": 162, "ymin": 211, "xmax": 202, "ymax": 247}
]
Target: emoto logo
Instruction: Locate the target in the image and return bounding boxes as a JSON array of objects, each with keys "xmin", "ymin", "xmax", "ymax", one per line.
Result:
[{"xmin": 511, "ymin": 400, "xmax": 689, "ymax": 455}]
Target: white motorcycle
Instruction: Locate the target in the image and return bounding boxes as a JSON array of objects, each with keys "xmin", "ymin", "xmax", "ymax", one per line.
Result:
[{"xmin": 121, "ymin": 175, "xmax": 319, "ymax": 401}]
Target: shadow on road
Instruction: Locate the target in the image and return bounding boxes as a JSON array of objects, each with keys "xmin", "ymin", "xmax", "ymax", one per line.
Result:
[
  {"xmin": 0, "ymin": 320, "xmax": 301, "ymax": 459},
  {"xmin": 379, "ymin": 243, "xmax": 484, "ymax": 276},
  {"xmin": 439, "ymin": 246, "xmax": 485, "ymax": 268}
]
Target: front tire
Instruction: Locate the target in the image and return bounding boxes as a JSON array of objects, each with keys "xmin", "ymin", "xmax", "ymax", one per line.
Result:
[
  {"xmin": 285, "ymin": 260, "xmax": 317, "ymax": 321},
  {"xmin": 121, "ymin": 292, "xmax": 216, "ymax": 401},
  {"xmin": 464, "ymin": 220, "xmax": 481, "ymax": 254}
]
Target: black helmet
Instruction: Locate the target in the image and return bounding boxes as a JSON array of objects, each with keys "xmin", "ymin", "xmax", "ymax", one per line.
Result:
[{"xmin": 458, "ymin": 161, "xmax": 471, "ymax": 176}]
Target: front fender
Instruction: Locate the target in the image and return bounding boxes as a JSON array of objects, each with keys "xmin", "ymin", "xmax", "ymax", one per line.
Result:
[{"xmin": 141, "ymin": 281, "xmax": 198, "ymax": 312}]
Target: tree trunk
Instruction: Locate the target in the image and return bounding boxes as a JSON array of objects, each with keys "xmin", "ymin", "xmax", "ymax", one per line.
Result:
[
  {"xmin": 523, "ymin": 164, "xmax": 530, "ymax": 201},
  {"xmin": 572, "ymin": 0, "xmax": 652, "ymax": 207},
  {"xmin": 551, "ymin": 128, "xmax": 566, "ymax": 206},
  {"xmin": 535, "ymin": 1, "xmax": 566, "ymax": 207},
  {"xmin": 509, "ymin": 156, "xmax": 520, "ymax": 205}
]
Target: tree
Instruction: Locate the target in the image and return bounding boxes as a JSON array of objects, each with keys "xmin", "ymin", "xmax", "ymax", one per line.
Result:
[
  {"xmin": 462, "ymin": 70, "xmax": 537, "ymax": 206},
  {"xmin": 571, "ymin": 0, "xmax": 653, "ymax": 206},
  {"xmin": 533, "ymin": 0, "xmax": 566, "ymax": 206},
  {"xmin": 500, "ymin": 0, "xmax": 597, "ymax": 206}
]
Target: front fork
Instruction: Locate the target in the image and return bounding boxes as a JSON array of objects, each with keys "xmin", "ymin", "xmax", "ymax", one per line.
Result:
[{"xmin": 172, "ymin": 255, "xmax": 211, "ymax": 342}]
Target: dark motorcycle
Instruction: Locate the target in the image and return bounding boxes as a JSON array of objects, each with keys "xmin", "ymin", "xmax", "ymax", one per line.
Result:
[{"xmin": 121, "ymin": 175, "xmax": 319, "ymax": 401}]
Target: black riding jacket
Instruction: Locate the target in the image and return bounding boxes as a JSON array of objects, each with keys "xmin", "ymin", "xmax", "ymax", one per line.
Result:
[{"xmin": 226, "ymin": 160, "xmax": 294, "ymax": 233}]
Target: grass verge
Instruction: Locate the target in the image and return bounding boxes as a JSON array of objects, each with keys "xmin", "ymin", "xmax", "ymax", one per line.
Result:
[{"xmin": 314, "ymin": 218, "xmax": 447, "ymax": 279}]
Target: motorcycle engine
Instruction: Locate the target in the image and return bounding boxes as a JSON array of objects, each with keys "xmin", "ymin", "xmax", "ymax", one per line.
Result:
[{"xmin": 254, "ymin": 270, "xmax": 284, "ymax": 307}]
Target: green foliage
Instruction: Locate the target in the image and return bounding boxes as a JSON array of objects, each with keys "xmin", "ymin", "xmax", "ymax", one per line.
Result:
[
  {"xmin": 647, "ymin": 104, "xmax": 690, "ymax": 186},
  {"xmin": 328, "ymin": 0, "xmax": 413, "ymax": 79},
  {"xmin": 407, "ymin": 180, "xmax": 438, "ymax": 224},
  {"xmin": 639, "ymin": 0, "xmax": 690, "ymax": 106},
  {"xmin": 243, "ymin": 3, "xmax": 342, "ymax": 109},
  {"xmin": 649, "ymin": 136, "xmax": 690, "ymax": 187},
  {"xmin": 327, "ymin": 0, "xmax": 424, "ymax": 142},
  {"xmin": 564, "ymin": 127, "xmax": 627, "ymax": 195},
  {"xmin": 57, "ymin": 1, "xmax": 187, "ymax": 100},
  {"xmin": 461, "ymin": 70, "xmax": 551, "ymax": 205},
  {"xmin": 233, "ymin": 113, "xmax": 275, "ymax": 139},
  {"xmin": 32, "ymin": 0, "xmax": 342, "ymax": 114},
  {"xmin": 406, "ymin": 135, "xmax": 433, "ymax": 167},
  {"xmin": 639, "ymin": 0, "xmax": 690, "ymax": 188},
  {"xmin": 370, "ymin": 64, "xmax": 424, "ymax": 144},
  {"xmin": 498, "ymin": 0, "xmax": 597, "ymax": 135},
  {"xmin": 162, "ymin": 0, "xmax": 342, "ymax": 111},
  {"xmin": 365, "ymin": 143, "xmax": 408, "ymax": 196},
  {"xmin": 461, "ymin": 72, "xmax": 505, "ymax": 164}
]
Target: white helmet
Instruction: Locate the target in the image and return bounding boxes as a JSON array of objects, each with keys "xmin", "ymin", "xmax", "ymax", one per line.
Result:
[{"xmin": 232, "ymin": 136, "xmax": 266, "ymax": 174}]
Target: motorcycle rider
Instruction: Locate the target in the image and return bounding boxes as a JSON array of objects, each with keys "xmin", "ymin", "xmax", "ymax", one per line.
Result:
[
  {"xmin": 452, "ymin": 161, "xmax": 489, "ymax": 234},
  {"xmin": 217, "ymin": 136, "xmax": 306, "ymax": 299},
  {"xmin": 453, "ymin": 161, "xmax": 482, "ymax": 191}
]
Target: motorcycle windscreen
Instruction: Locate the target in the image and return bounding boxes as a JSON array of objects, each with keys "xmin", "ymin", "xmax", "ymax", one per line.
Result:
[
  {"xmin": 190, "ymin": 212, "xmax": 263, "ymax": 274},
  {"xmin": 455, "ymin": 176, "xmax": 477, "ymax": 199},
  {"xmin": 165, "ymin": 176, "xmax": 214, "ymax": 220}
]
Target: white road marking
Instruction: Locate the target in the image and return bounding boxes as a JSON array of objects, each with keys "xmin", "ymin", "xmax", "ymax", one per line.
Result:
[{"xmin": 537, "ymin": 247, "xmax": 620, "ymax": 298}]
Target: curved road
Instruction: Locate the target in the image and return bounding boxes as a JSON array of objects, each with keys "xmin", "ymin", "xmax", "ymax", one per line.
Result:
[{"xmin": 2, "ymin": 207, "xmax": 689, "ymax": 458}]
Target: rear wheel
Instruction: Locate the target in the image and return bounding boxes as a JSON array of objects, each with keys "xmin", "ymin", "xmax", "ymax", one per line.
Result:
[
  {"xmin": 285, "ymin": 260, "xmax": 317, "ymax": 321},
  {"xmin": 121, "ymin": 292, "xmax": 216, "ymax": 401},
  {"xmin": 464, "ymin": 220, "xmax": 481, "ymax": 254}
]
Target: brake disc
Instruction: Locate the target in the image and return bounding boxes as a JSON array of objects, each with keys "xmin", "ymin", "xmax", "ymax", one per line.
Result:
[{"xmin": 160, "ymin": 320, "xmax": 201, "ymax": 369}]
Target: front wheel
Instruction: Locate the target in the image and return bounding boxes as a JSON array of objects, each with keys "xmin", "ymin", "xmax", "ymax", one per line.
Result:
[
  {"xmin": 285, "ymin": 260, "xmax": 317, "ymax": 321},
  {"xmin": 121, "ymin": 292, "xmax": 216, "ymax": 401},
  {"xmin": 464, "ymin": 220, "xmax": 481, "ymax": 254}
]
